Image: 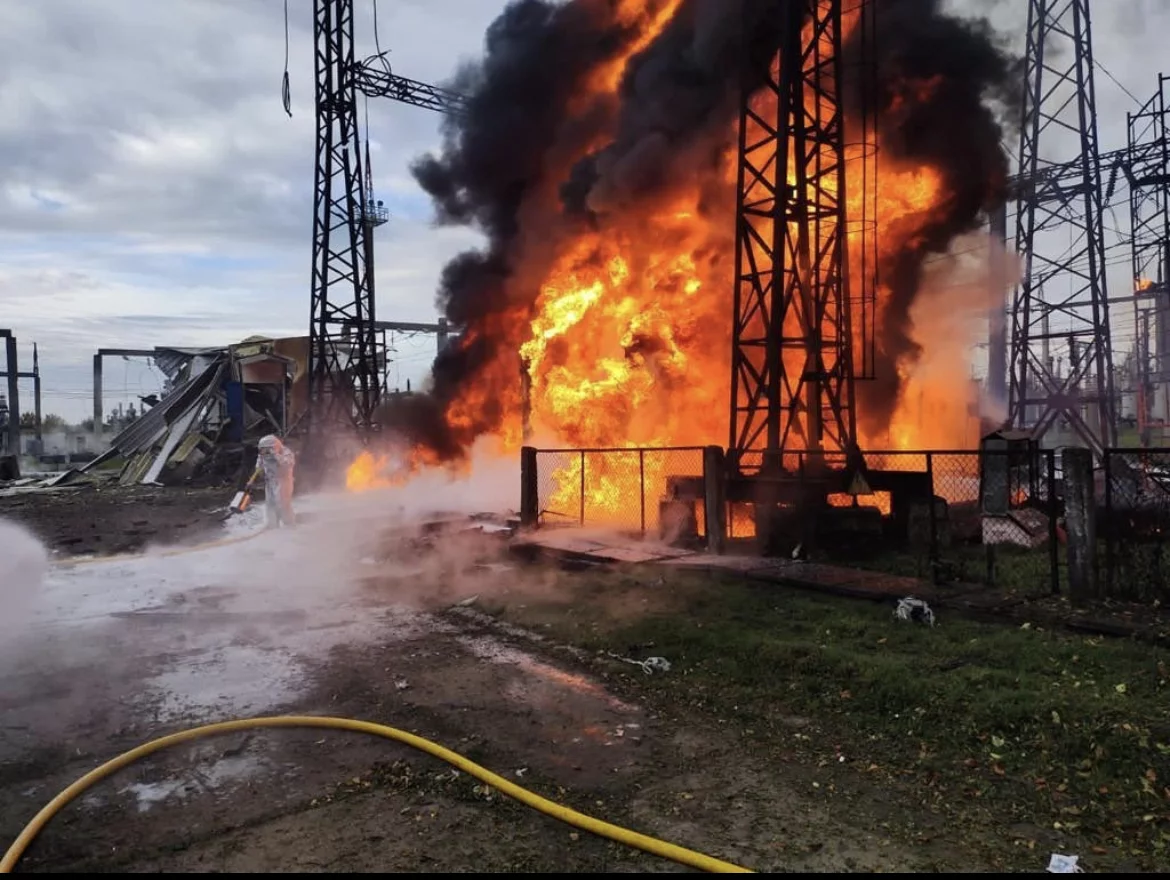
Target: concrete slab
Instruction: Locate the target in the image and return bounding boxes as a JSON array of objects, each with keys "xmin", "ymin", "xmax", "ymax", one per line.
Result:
[
  {"xmin": 661, "ymin": 554, "xmax": 786, "ymax": 573},
  {"xmin": 513, "ymin": 528, "xmax": 696, "ymax": 564}
]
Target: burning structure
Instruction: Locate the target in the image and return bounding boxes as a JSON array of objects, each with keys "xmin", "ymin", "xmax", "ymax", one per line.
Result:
[{"xmin": 352, "ymin": 0, "xmax": 1018, "ymax": 541}]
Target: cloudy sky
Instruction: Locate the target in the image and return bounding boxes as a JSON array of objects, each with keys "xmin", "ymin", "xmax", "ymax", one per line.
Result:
[{"xmin": 0, "ymin": 0, "xmax": 1166, "ymax": 423}]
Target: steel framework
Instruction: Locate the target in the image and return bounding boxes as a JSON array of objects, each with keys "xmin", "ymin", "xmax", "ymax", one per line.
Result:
[
  {"xmin": 310, "ymin": 0, "xmax": 376, "ymax": 432},
  {"xmin": 306, "ymin": 0, "xmax": 465, "ymax": 450},
  {"xmin": 1126, "ymin": 74, "xmax": 1170, "ymax": 444},
  {"xmin": 1009, "ymin": 0, "xmax": 1116, "ymax": 454},
  {"xmin": 728, "ymin": 0, "xmax": 863, "ymax": 476}
]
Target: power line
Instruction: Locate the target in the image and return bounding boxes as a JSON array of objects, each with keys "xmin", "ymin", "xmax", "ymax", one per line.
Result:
[{"xmin": 1096, "ymin": 58, "xmax": 1142, "ymax": 107}]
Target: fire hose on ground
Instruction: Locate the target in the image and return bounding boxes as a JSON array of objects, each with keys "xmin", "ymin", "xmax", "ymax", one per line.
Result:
[{"xmin": 0, "ymin": 715, "xmax": 754, "ymax": 873}]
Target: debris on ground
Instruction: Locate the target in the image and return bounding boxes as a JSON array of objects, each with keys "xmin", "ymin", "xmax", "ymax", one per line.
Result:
[
  {"xmin": 894, "ymin": 597, "xmax": 936, "ymax": 626},
  {"xmin": 605, "ymin": 651, "xmax": 672, "ymax": 675},
  {"xmin": 1047, "ymin": 853, "xmax": 1084, "ymax": 873}
]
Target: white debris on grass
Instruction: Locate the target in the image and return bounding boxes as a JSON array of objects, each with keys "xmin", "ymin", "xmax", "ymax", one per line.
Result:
[
  {"xmin": 1047, "ymin": 853, "xmax": 1084, "ymax": 873},
  {"xmin": 606, "ymin": 651, "xmax": 672, "ymax": 675},
  {"xmin": 894, "ymin": 597, "xmax": 936, "ymax": 626}
]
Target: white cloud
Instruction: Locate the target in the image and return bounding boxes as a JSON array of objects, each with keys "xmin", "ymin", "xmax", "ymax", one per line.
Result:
[{"xmin": 0, "ymin": 0, "xmax": 497, "ymax": 421}]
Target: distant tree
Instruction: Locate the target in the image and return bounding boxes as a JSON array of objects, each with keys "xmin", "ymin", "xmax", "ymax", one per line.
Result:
[
  {"xmin": 80, "ymin": 417, "xmax": 95, "ymax": 432},
  {"xmin": 19, "ymin": 412, "xmax": 66, "ymax": 430}
]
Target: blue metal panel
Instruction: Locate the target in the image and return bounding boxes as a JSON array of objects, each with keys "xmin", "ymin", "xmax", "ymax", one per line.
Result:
[{"xmin": 224, "ymin": 381, "xmax": 244, "ymax": 442}]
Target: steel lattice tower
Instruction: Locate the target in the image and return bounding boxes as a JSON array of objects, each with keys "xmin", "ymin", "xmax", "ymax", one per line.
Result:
[
  {"xmin": 1009, "ymin": 0, "xmax": 1116, "ymax": 454},
  {"xmin": 309, "ymin": 0, "xmax": 378, "ymax": 436},
  {"xmin": 304, "ymin": 0, "xmax": 465, "ymax": 466},
  {"xmin": 728, "ymin": 0, "xmax": 864, "ymax": 477},
  {"xmin": 1126, "ymin": 74, "xmax": 1170, "ymax": 442}
]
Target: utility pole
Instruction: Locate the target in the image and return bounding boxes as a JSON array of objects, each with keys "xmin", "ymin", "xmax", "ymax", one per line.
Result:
[
  {"xmin": 1008, "ymin": 0, "xmax": 1115, "ymax": 455},
  {"xmin": 0, "ymin": 330, "xmax": 21, "ymax": 456}
]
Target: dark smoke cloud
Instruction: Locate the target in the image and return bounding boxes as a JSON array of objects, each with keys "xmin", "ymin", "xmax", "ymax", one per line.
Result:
[
  {"xmin": 843, "ymin": 0, "xmax": 1018, "ymax": 433},
  {"xmin": 393, "ymin": 0, "xmax": 1017, "ymax": 457},
  {"xmin": 561, "ymin": 0, "xmax": 786, "ymax": 217},
  {"xmin": 400, "ymin": 0, "xmax": 648, "ymax": 450}
]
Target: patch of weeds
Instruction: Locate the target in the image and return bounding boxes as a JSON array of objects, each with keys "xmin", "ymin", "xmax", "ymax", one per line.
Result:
[
  {"xmin": 499, "ymin": 569, "xmax": 1170, "ymax": 859},
  {"xmin": 850, "ymin": 544, "xmax": 1055, "ymax": 593}
]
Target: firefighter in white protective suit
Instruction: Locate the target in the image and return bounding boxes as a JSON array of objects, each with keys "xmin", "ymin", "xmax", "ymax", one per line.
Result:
[{"xmin": 257, "ymin": 434, "xmax": 296, "ymax": 528}]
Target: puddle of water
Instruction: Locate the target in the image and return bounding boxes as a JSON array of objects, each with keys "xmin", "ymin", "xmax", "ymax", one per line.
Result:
[
  {"xmin": 458, "ymin": 635, "xmax": 638, "ymax": 713},
  {"xmin": 147, "ymin": 645, "xmax": 301, "ymax": 722},
  {"xmin": 119, "ymin": 754, "xmax": 266, "ymax": 813}
]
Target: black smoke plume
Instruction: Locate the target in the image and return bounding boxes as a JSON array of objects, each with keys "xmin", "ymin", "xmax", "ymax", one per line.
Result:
[
  {"xmin": 388, "ymin": 0, "xmax": 1017, "ymax": 457},
  {"xmin": 843, "ymin": 0, "xmax": 1018, "ymax": 434}
]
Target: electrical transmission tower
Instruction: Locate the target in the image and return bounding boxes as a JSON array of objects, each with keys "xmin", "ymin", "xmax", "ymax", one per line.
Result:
[
  {"xmin": 1126, "ymin": 74, "xmax": 1170, "ymax": 444},
  {"xmin": 305, "ymin": 0, "xmax": 464, "ymax": 462},
  {"xmin": 728, "ymin": 0, "xmax": 873, "ymax": 478},
  {"xmin": 1009, "ymin": 0, "xmax": 1116, "ymax": 455},
  {"xmin": 310, "ymin": 0, "xmax": 376, "ymax": 434}
]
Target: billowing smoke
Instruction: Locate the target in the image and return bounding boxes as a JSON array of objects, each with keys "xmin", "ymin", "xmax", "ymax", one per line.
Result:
[
  {"xmin": 392, "ymin": 0, "xmax": 1016, "ymax": 457},
  {"xmin": 844, "ymin": 0, "xmax": 1017, "ymax": 433}
]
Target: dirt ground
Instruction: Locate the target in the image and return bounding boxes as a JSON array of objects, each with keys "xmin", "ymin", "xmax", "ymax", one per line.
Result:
[
  {"xmin": 0, "ymin": 482, "xmax": 233, "ymax": 557},
  {"xmin": 0, "ymin": 486, "xmax": 1164, "ymax": 873}
]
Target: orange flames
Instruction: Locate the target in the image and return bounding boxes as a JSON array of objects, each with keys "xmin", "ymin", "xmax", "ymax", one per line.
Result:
[
  {"xmin": 346, "ymin": 446, "xmax": 451, "ymax": 492},
  {"xmin": 349, "ymin": 3, "xmax": 992, "ymax": 527},
  {"xmin": 346, "ymin": 450, "xmax": 389, "ymax": 492}
]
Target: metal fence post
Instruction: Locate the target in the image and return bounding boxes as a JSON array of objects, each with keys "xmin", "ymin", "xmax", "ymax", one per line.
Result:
[
  {"xmin": 639, "ymin": 449, "xmax": 646, "ymax": 536},
  {"xmin": 1062, "ymin": 446, "xmax": 1097, "ymax": 606},
  {"xmin": 926, "ymin": 452, "xmax": 938, "ymax": 566},
  {"xmin": 579, "ymin": 450, "xmax": 586, "ymax": 526},
  {"xmin": 519, "ymin": 446, "xmax": 539, "ymax": 528},
  {"xmin": 703, "ymin": 446, "xmax": 727, "ymax": 554},
  {"xmin": 1046, "ymin": 449, "xmax": 1059, "ymax": 595},
  {"xmin": 1103, "ymin": 449, "xmax": 1113, "ymax": 595}
]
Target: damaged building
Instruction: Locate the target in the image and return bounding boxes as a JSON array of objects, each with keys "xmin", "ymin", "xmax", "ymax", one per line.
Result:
[{"xmin": 83, "ymin": 336, "xmax": 305, "ymax": 486}]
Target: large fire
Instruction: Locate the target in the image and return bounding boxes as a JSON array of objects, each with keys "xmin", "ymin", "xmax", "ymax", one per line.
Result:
[{"xmin": 348, "ymin": 1, "xmax": 999, "ymax": 524}]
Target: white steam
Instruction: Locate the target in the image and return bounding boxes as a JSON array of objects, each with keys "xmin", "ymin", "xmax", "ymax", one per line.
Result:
[{"xmin": 0, "ymin": 518, "xmax": 49, "ymax": 634}]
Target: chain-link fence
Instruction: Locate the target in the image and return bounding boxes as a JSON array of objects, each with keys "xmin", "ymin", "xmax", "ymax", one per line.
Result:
[
  {"xmin": 925, "ymin": 449, "xmax": 1060, "ymax": 593},
  {"xmin": 783, "ymin": 448, "xmax": 1060, "ymax": 593},
  {"xmin": 527, "ymin": 443, "xmax": 1066, "ymax": 594},
  {"xmin": 1103, "ymin": 448, "xmax": 1170, "ymax": 603},
  {"xmin": 532, "ymin": 446, "xmax": 708, "ymax": 540}
]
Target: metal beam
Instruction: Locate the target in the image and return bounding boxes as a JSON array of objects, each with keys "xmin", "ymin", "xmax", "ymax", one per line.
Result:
[
  {"xmin": 371, "ymin": 320, "xmax": 447, "ymax": 333},
  {"xmin": 2, "ymin": 332, "xmax": 19, "ymax": 456},
  {"xmin": 355, "ymin": 66, "xmax": 467, "ymax": 115},
  {"xmin": 96, "ymin": 348, "xmax": 157, "ymax": 358}
]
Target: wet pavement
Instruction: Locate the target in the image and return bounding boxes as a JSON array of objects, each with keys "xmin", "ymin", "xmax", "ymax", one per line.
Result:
[{"xmin": 0, "ymin": 487, "xmax": 643, "ymax": 825}]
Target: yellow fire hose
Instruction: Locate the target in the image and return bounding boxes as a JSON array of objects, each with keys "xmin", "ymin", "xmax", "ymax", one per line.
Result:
[{"xmin": 0, "ymin": 715, "xmax": 753, "ymax": 873}]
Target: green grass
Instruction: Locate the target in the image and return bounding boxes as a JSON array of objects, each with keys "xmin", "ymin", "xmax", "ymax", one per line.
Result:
[
  {"xmin": 493, "ymin": 568, "xmax": 1170, "ymax": 858},
  {"xmin": 856, "ymin": 543, "xmax": 1058, "ymax": 593}
]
